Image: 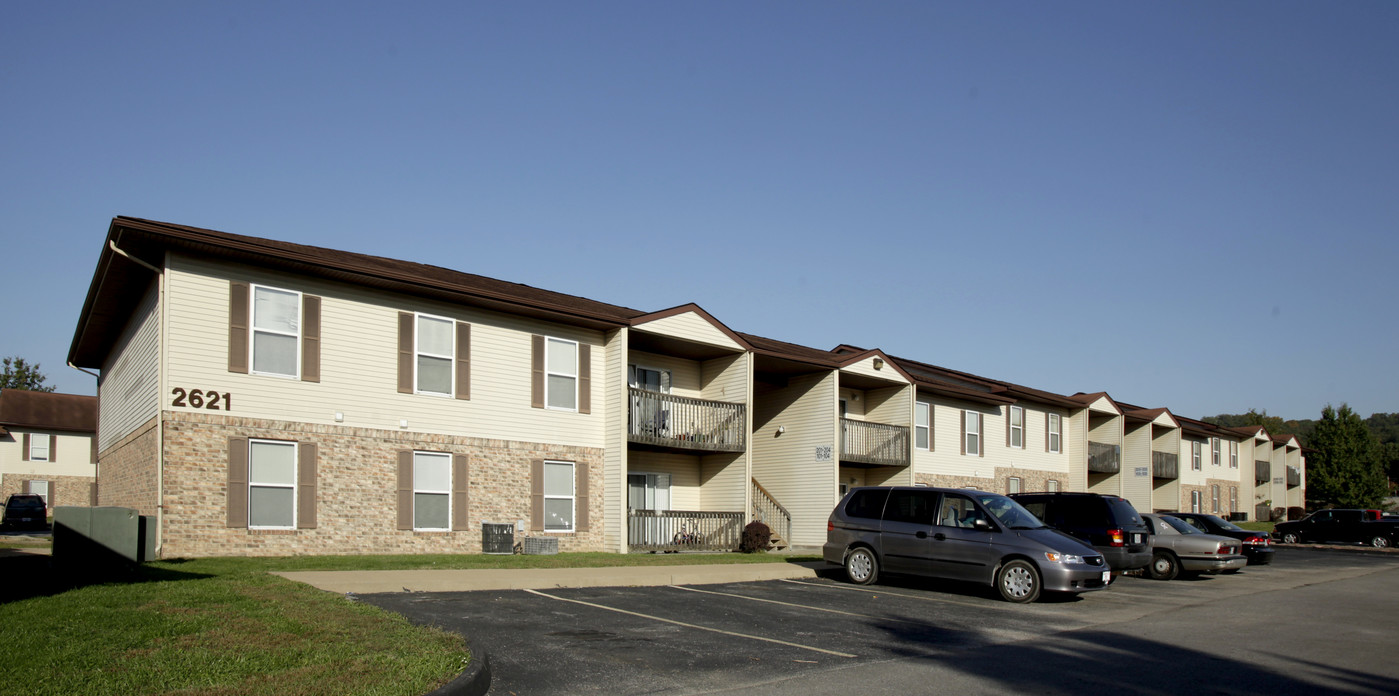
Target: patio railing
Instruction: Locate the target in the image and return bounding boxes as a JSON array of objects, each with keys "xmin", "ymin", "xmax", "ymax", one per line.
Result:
[
  {"xmin": 628, "ymin": 388, "xmax": 745, "ymax": 453},
  {"xmin": 627, "ymin": 509, "xmax": 744, "ymax": 552},
  {"xmin": 840, "ymin": 418, "xmax": 910, "ymax": 467}
]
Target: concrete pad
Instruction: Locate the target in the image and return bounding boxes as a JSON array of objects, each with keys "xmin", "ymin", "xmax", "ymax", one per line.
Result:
[{"xmin": 275, "ymin": 561, "xmax": 824, "ymax": 594}]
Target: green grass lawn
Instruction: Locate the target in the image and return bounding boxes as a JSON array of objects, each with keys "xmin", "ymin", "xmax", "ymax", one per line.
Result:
[
  {"xmin": 0, "ymin": 551, "xmax": 816, "ymax": 696},
  {"xmin": 1236, "ymin": 521, "xmax": 1275, "ymax": 533}
]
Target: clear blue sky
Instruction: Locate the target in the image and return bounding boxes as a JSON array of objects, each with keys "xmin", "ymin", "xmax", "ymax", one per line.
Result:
[{"xmin": 3, "ymin": 2, "xmax": 1396, "ymax": 423}]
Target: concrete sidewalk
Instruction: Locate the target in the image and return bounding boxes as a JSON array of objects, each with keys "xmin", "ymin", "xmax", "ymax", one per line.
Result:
[{"xmin": 276, "ymin": 560, "xmax": 827, "ymax": 594}]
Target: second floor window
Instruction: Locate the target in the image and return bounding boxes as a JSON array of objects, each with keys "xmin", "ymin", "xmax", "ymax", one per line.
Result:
[
  {"xmin": 252, "ymin": 285, "xmax": 300, "ymax": 378},
  {"xmin": 1008, "ymin": 406, "xmax": 1024, "ymax": 448},
  {"xmin": 628, "ymin": 365, "xmax": 671, "ymax": 393},
  {"xmin": 1230, "ymin": 441, "xmax": 1239, "ymax": 468},
  {"xmin": 416, "ymin": 315, "xmax": 454, "ymax": 396},
  {"xmin": 1192, "ymin": 441, "xmax": 1202, "ymax": 470},
  {"xmin": 964, "ymin": 411, "xmax": 981, "ymax": 456},
  {"xmin": 915, "ymin": 401, "xmax": 930, "ymax": 450},
  {"xmin": 1212, "ymin": 438, "xmax": 1221, "ymax": 466},
  {"xmin": 546, "ymin": 338, "xmax": 579, "ymax": 410},
  {"xmin": 1047, "ymin": 413, "xmax": 1061, "ymax": 453},
  {"xmin": 28, "ymin": 434, "xmax": 50, "ymax": 462}
]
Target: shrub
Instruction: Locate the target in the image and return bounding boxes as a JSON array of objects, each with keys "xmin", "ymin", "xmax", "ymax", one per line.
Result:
[{"xmin": 740, "ymin": 521, "xmax": 772, "ymax": 553}]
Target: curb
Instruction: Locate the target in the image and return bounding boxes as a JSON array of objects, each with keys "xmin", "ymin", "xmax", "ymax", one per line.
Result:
[{"xmin": 426, "ymin": 643, "xmax": 491, "ymax": 696}]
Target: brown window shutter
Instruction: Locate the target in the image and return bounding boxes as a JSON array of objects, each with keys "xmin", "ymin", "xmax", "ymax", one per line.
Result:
[
  {"xmin": 1006, "ymin": 408, "xmax": 1012, "ymax": 448},
  {"xmin": 22, "ymin": 433, "xmax": 29, "ymax": 461},
  {"xmin": 452, "ymin": 454, "xmax": 470, "ymax": 531},
  {"xmin": 531, "ymin": 336, "xmax": 545, "ymax": 408},
  {"xmin": 929, "ymin": 405, "xmax": 935, "ymax": 451},
  {"xmin": 297, "ymin": 442, "xmax": 318, "ymax": 529},
  {"xmin": 578, "ymin": 344, "xmax": 591, "ymax": 414},
  {"xmin": 301, "ymin": 295, "xmax": 321, "ymax": 383},
  {"xmin": 980, "ymin": 415, "xmax": 986, "ymax": 457},
  {"xmin": 1045, "ymin": 415, "xmax": 1051, "ymax": 452},
  {"xmin": 229, "ymin": 281, "xmax": 249, "ymax": 374},
  {"xmin": 530, "ymin": 458, "xmax": 545, "ymax": 531},
  {"xmin": 50, "ymin": 435, "xmax": 57, "ymax": 462},
  {"xmin": 397, "ymin": 313, "xmax": 414, "ymax": 394},
  {"xmin": 960, "ymin": 412, "xmax": 967, "ymax": 456},
  {"xmin": 227, "ymin": 437, "xmax": 249, "ymax": 528},
  {"xmin": 49, "ymin": 481, "xmax": 57, "ymax": 506},
  {"xmin": 455, "ymin": 322, "xmax": 471, "ymax": 400},
  {"xmin": 22, "ymin": 480, "xmax": 30, "ymax": 494},
  {"xmin": 397, "ymin": 450, "xmax": 413, "ymax": 530},
  {"xmin": 574, "ymin": 462, "xmax": 589, "ymax": 532}
]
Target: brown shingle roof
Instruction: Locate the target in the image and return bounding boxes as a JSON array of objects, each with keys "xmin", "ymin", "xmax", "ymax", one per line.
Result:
[{"xmin": 0, "ymin": 390, "xmax": 97, "ymax": 433}]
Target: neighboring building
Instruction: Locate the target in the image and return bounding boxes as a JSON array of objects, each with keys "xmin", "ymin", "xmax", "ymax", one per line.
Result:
[
  {"xmin": 0, "ymin": 389, "xmax": 98, "ymax": 507},
  {"xmin": 68, "ymin": 217, "xmax": 1305, "ymax": 557}
]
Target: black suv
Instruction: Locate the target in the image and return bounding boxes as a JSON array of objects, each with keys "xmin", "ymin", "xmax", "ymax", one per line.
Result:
[
  {"xmin": 2, "ymin": 494, "xmax": 48, "ymax": 531},
  {"xmin": 1010, "ymin": 492, "xmax": 1151, "ymax": 573}
]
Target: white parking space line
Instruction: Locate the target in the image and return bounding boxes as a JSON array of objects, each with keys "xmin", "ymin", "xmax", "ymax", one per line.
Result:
[
  {"xmin": 524, "ymin": 589, "xmax": 857, "ymax": 658},
  {"xmin": 777, "ymin": 579, "xmax": 1026, "ymax": 611},
  {"xmin": 669, "ymin": 585, "xmax": 931, "ymax": 626}
]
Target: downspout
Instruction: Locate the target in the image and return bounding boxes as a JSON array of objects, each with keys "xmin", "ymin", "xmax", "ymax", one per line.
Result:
[
  {"xmin": 108, "ymin": 238, "xmax": 166, "ymax": 558},
  {"xmin": 67, "ymin": 363, "xmax": 100, "ymax": 506}
]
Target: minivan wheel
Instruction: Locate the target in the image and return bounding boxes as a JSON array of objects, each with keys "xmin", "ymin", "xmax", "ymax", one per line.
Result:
[
  {"xmin": 1148, "ymin": 551, "xmax": 1179, "ymax": 581},
  {"xmin": 996, "ymin": 559, "xmax": 1040, "ymax": 603},
  {"xmin": 845, "ymin": 547, "xmax": 879, "ymax": 585}
]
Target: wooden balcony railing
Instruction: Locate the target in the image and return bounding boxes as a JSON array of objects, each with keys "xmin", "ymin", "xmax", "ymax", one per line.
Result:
[
  {"xmin": 627, "ymin": 510, "xmax": 744, "ymax": 552},
  {"xmin": 840, "ymin": 418, "xmax": 910, "ymax": 467},
  {"xmin": 751, "ymin": 478, "xmax": 791, "ymax": 550},
  {"xmin": 1151, "ymin": 451, "xmax": 1179, "ymax": 479},
  {"xmin": 628, "ymin": 388, "xmax": 745, "ymax": 453},
  {"xmin": 1088, "ymin": 441, "xmax": 1120, "ymax": 474},
  {"xmin": 1287, "ymin": 465, "xmax": 1301, "ymax": 488},
  {"xmin": 1255, "ymin": 460, "xmax": 1271, "ymax": 484}
]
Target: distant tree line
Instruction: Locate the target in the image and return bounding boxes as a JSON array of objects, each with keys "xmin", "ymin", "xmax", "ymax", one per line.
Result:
[{"xmin": 1204, "ymin": 407, "xmax": 1397, "ymax": 510}]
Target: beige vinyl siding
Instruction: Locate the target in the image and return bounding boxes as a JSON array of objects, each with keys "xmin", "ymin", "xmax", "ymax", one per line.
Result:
[
  {"xmin": 98, "ymin": 281, "xmax": 161, "ymax": 451},
  {"xmin": 863, "ymin": 385, "xmax": 910, "ymax": 427},
  {"xmin": 838, "ymin": 467, "xmax": 867, "ymax": 490},
  {"xmin": 628, "ymin": 451, "xmax": 704, "ymax": 510},
  {"xmin": 840, "ymin": 356, "xmax": 905, "ymax": 383},
  {"xmin": 2, "ymin": 431, "xmax": 97, "ymax": 478},
  {"xmin": 631, "ymin": 312, "xmax": 743, "ymax": 351},
  {"xmin": 699, "ymin": 451, "xmax": 746, "ymax": 512},
  {"xmin": 1270, "ymin": 443, "xmax": 1289, "ymax": 513},
  {"xmin": 1065, "ymin": 408, "xmax": 1087, "ymax": 492},
  {"xmin": 1179, "ymin": 437, "xmax": 1208, "ymax": 486},
  {"xmin": 838, "ymin": 388, "xmax": 867, "ymax": 418},
  {"xmin": 1085, "ymin": 414, "xmax": 1124, "ymax": 498},
  {"xmin": 752, "ymin": 371, "xmax": 836, "ymax": 547},
  {"xmin": 628, "ymin": 350, "xmax": 702, "ymax": 398},
  {"xmin": 983, "ymin": 404, "xmax": 1069, "ymax": 474},
  {"xmin": 602, "ymin": 327, "xmax": 628, "ymax": 551},
  {"xmin": 913, "ymin": 397, "xmax": 996, "ymax": 480},
  {"xmin": 1150, "ymin": 422, "xmax": 1180, "ymax": 510},
  {"xmin": 165, "ymin": 255, "xmax": 606, "ymax": 448},
  {"xmin": 699, "ymin": 353, "xmax": 751, "ymax": 515},
  {"xmin": 1122, "ymin": 422, "xmax": 1153, "ymax": 512},
  {"xmin": 700, "ymin": 353, "xmax": 748, "ymax": 403}
]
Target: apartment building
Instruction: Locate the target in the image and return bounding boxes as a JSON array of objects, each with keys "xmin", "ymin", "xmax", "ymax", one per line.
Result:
[
  {"xmin": 69, "ymin": 217, "xmax": 1303, "ymax": 558},
  {"xmin": 0, "ymin": 389, "xmax": 98, "ymax": 507}
]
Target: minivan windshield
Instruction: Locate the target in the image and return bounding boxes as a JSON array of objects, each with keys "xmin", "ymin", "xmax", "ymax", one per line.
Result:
[{"xmin": 974, "ymin": 493, "xmax": 1045, "ymax": 530}]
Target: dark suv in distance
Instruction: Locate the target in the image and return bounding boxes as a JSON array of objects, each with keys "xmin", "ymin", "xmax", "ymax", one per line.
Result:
[
  {"xmin": 1010, "ymin": 492, "xmax": 1151, "ymax": 574},
  {"xmin": 2, "ymin": 494, "xmax": 48, "ymax": 531},
  {"xmin": 825, "ymin": 486, "xmax": 1110, "ymax": 603}
]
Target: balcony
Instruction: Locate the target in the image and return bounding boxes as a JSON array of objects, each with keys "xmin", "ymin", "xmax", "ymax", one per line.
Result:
[
  {"xmin": 1088, "ymin": 441, "xmax": 1121, "ymax": 474},
  {"xmin": 627, "ymin": 510, "xmax": 744, "ymax": 552},
  {"xmin": 840, "ymin": 418, "xmax": 910, "ymax": 467},
  {"xmin": 1255, "ymin": 460, "xmax": 1270, "ymax": 484},
  {"xmin": 1151, "ymin": 451, "xmax": 1179, "ymax": 479},
  {"xmin": 628, "ymin": 388, "xmax": 745, "ymax": 453},
  {"xmin": 1287, "ymin": 465, "xmax": 1301, "ymax": 488}
]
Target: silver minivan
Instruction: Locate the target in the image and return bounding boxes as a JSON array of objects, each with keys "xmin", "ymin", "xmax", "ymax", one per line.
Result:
[{"xmin": 824, "ymin": 486, "xmax": 1110, "ymax": 603}]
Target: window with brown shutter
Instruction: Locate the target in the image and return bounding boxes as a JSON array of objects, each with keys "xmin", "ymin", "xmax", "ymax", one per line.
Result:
[
  {"xmin": 297, "ymin": 442, "xmax": 318, "ymax": 528},
  {"xmin": 397, "ymin": 450, "xmax": 413, "ymax": 530},
  {"xmin": 301, "ymin": 295, "xmax": 321, "ymax": 383},
  {"xmin": 229, "ymin": 281, "xmax": 249, "ymax": 373},
  {"xmin": 578, "ymin": 344, "xmax": 591, "ymax": 414},
  {"xmin": 397, "ymin": 312, "xmax": 414, "ymax": 394},
  {"xmin": 530, "ymin": 458, "xmax": 545, "ymax": 530},
  {"xmin": 455, "ymin": 322, "xmax": 471, "ymax": 400},
  {"xmin": 531, "ymin": 336, "xmax": 545, "ymax": 408},
  {"xmin": 575, "ymin": 462, "xmax": 589, "ymax": 532},
  {"xmin": 452, "ymin": 454, "xmax": 470, "ymax": 530},
  {"xmin": 227, "ymin": 437, "xmax": 249, "ymax": 528}
]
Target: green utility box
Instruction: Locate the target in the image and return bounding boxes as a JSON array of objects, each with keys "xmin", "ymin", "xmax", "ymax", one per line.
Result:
[{"xmin": 53, "ymin": 506, "xmax": 156, "ymax": 572}]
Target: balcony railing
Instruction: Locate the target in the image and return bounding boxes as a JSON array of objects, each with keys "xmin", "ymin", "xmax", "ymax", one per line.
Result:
[
  {"xmin": 840, "ymin": 418, "xmax": 910, "ymax": 467},
  {"xmin": 627, "ymin": 509, "xmax": 744, "ymax": 552},
  {"xmin": 1287, "ymin": 465, "xmax": 1301, "ymax": 488},
  {"xmin": 1255, "ymin": 460, "xmax": 1271, "ymax": 484},
  {"xmin": 1088, "ymin": 441, "xmax": 1121, "ymax": 474},
  {"xmin": 628, "ymin": 388, "xmax": 745, "ymax": 453},
  {"xmin": 751, "ymin": 478, "xmax": 791, "ymax": 550},
  {"xmin": 1151, "ymin": 451, "xmax": 1179, "ymax": 479}
]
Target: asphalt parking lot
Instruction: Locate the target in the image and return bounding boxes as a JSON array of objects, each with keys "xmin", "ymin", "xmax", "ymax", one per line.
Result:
[{"xmin": 363, "ymin": 547, "xmax": 1399, "ymax": 695}]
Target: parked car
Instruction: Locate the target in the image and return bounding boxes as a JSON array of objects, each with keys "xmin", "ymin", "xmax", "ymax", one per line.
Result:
[
  {"xmin": 1165, "ymin": 512, "xmax": 1275, "ymax": 565},
  {"xmin": 1273, "ymin": 509, "xmax": 1399, "ymax": 548},
  {"xmin": 1009, "ymin": 492, "xmax": 1151, "ymax": 574},
  {"xmin": 1140, "ymin": 513, "xmax": 1247, "ymax": 580},
  {"xmin": 825, "ymin": 487, "xmax": 1110, "ymax": 603},
  {"xmin": 2, "ymin": 494, "xmax": 48, "ymax": 531}
]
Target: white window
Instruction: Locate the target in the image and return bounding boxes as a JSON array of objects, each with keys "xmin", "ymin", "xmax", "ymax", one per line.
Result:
[
  {"xmin": 1007, "ymin": 477, "xmax": 1022, "ymax": 494},
  {"xmin": 628, "ymin": 365, "xmax": 670, "ymax": 393},
  {"xmin": 248, "ymin": 439, "xmax": 297, "ymax": 529},
  {"xmin": 1190, "ymin": 490, "xmax": 1202, "ymax": 513},
  {"xmin": 1211, "ymin": 438, "xmax": 1221, "ymax": 466},
  {"xmin": 545, "ymin": 338, "xmax": 578, "ymax": 410},
  {"xmin": 1047, "ymin": 413, "xmax": 1061, "ymax": 453},
  {"xmin": 627, "ymin": 472, "xmax": 671, "ymax": 511},
  {"xmin": 1211, "ymin": 485, "xmax": 1220, "ymax": 513},
  {"xmin": 964, "ymin": 411, "xmax": 981, "ymax": 456},
  {"xmin": 413, "ymin": 451, "xmax": 452, "ymax": 530},
  {"xmin": 416, "ymin": 314, "xmax": 454, "ymax": 396},
  {"xmin": 29, "ymin": 435, "xmax": 50, "ymax": 462},
  {"xmin": 30, "ymin": 480, "xmax": 49, "ymax": 504},
  {"xmin": 1192, "ymin": 441, "xmax": 1202, "ymax": 471},
  {"xmin": 1047, "ymin": 479, "xmax": 1060, "ymax": 492},
  {"xmin": 1230, "ymin": 486, "xmax": 1238, "ymax": 513},
  {"xmin": 1009, "ymin": 406, "xmax": 1024, "ymax": 449},
  {"xmin": 544, "ymin": 460, "xmax": 575, "ymax": 531},
  {"xmin": 1230, "ymin": 441, "xmax": 1239, "ymax": 469},
  {"xmin": 251, "ymin": 285, "xmax": 301, "ymax": 378},
  {"xmin": 915, "ymin": 401, "xmax": 931, "ymax": 450}
]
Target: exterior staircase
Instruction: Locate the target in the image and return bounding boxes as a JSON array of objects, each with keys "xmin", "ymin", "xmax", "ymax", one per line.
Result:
[{"xmin": 750, "ymin": 478, "xmax": 792, "ymax": 551}]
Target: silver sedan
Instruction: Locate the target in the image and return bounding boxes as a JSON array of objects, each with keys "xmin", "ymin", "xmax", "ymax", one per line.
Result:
[{"xmin": 1141, "ymin": 513, "xmax": 1248, "ymax": 580}]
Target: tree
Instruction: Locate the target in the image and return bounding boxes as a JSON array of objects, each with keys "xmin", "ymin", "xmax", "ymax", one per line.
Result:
[
  {"xmin": 1306, "ymin": 404, "xmax": 1387, "ymax": 508},
  {"xmin": 0, "ymin": 356, "xmax": 54, "ymax": 392}
]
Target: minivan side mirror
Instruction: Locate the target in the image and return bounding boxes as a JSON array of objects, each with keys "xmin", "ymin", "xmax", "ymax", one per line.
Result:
[{"xmin": 973, "ymin": 518, "xmax": 994, "ymax": 532}]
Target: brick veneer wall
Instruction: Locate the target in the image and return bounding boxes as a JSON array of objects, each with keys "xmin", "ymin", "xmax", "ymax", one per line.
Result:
[
  {"xmin": 160, "ymin": 411, "xmax": 604, "ymax": 558},
  {"xmin": 914, "ymin": 469, "xmax": 1067, "ymax": 495},
  {"xmin": 97, "ymin": 416, "xmax": 160, "ymax": 515},
  {"xmin": 1180, "ymin": 484, "xmax": 1206, "ymax": 513},
  {"xmin": 0, "ymin": 473, "xmax": 96, "ymax": 508},
  {"xmin": 914, "ymin": 473, "xmax": 995, "ymax": 490}
]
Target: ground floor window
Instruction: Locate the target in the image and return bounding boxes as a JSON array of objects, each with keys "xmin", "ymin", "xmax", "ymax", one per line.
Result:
[
  {"xmin": 414, "ymin": 451, "xmax": 452, "ymax": 530},
  {"xmin": 249, "ymin": 439, "xmax": 297, "ymax": 529},
  {"xmin": 545, "ymin": 460, "xmax": 575, "ymax": 531},
  {"xmin": 1047, "ymin": 479, "xmax": 1060, "ymax": 492},
  {"xmin": 627, "ymin": 472, "xmax": 671, "ymax": 511},
  {"xmin": 1190, "ymin": 490, "xmax": 1202, "ymax": 513},
  {"xmin": 29, "ymin": 480, "xmax": 49, "ymax": 504},
  {"xmin": 1006, "ymin": 477, "xmax": 1021, "ymax": 494},
  {"xmin": 1211, "ymin": 485, "xmax": 1220, "ymax": 514}
]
